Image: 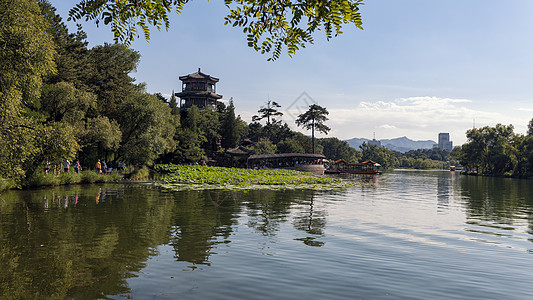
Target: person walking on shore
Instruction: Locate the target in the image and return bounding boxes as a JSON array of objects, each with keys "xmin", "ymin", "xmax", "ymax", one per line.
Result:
[
  {"xmin": 96, "ymin": 160, "xmax": 102, "ymax": 173},
  {"xmin": 74, "ymin": 160, "xmax": 81, "ymax": 174},
  {"xmin": 64, "ymin": 159, "xmax": 70, "ymax": 173}
]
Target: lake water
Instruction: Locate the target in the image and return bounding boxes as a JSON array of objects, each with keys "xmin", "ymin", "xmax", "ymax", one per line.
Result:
[{"xmin": 1, "ymin": 170, "xmax": 533, "ymax": 299}]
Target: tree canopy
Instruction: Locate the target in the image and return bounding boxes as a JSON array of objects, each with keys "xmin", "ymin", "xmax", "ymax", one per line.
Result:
[
  {"xmin": 0, "ymin": 0, "xmax": 56, "ymax": 179},
  {"xmin": 295, "ymin": 104, "xmax": 330, "ymax": 154},
  {"xmin": 452, "ymin": 124, "xmax": 528, "ymax": 176},
  {"xmin": 67, "ymin": 0, "xmax": 364, "ymax": 60},
  {"xmin": 252, "ymin": 100, "xmax": 283, "ymax": 125}
]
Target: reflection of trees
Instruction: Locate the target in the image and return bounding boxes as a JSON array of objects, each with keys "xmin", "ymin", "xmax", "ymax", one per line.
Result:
[
  {"xmin": 460, "ymin": 176, "xmax": 533, "ymax": 227},
  {"xmin": 0, "ymin": 186, "xmax": 335, "ymax": 297},
  {"xmin": 292, "ymin": 192, "xmax": 327, "ymax": 247},
  {"xmin": 169, "ymin": 190, "xmax": 239, "ymax": 266},
  {"xmin": 437, "ymin": 172, "xmax": 451, "ymax": 209},
  {"xmin": 0, "ymin": 185, "xmax": 176, "ymax": 298},
  {"xmin": 235, "ymin": 189, "xmax": 327, "ymax": 247},
  {"xmin": 243, "ymin": 190, "xmax": 302, "ymax": 236}
]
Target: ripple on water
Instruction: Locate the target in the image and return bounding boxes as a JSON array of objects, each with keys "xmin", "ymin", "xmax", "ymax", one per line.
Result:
[{"xmin": 2, "ymin": 172, "xmax": 533, "ymax": 299}]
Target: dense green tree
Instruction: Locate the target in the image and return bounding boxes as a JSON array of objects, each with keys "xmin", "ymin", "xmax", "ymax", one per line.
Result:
[
  {"xmin": 528, "ymin": 118, "xmax": 533, "ymax": 136},
  {"xmin": 523, "ymin": 136, "xmax": 533, "ymax": 176},
  {"xmin": 318, "ymin": 137, "xmax": 361, "ymax": 163},
  {"xmin": 115, "ymin": 92, "xmax": 175, "ymax": 165},
  {"xmin": 154, "ymin": 92, "xmax": 167, "ymax": 103},
  {"xmin": 169, "ymin": 91, "xmax": 179, "ymax": 115},
  {"xmin": 359, "ymin": 143, "xmax": 398, "ymax": 169},
  {"xmin": 220, "ymin": 100, "xmax": 246, "ymax": 149},
  {"xmin": 455, "ymin": 124, "xmax": 523, "ymax": 175},
  {"xmin": 295, "ymin": 104, "xmax": 330, "ymax": 154},
  {"xmin": 39, "ymin": 0, "xmax": 90, "ymax": 90},
  {"xmin": 40, "ymin": 81, "xmax": 96, "ymax": 124},
  {"xmin": 511, "ymin": 134, "xmax": 529, "ymax": 176},
  {"xmin": 26, "ymin": 122, "xmax": 81, "ymax": 174},
  {"xmin": 0, "ymin": 0, "xmax": 56, "ymax": 180},
  {"xmin": 198, "ymin": 108, "xmax": 222, "ymax": 153},
  {"xmin": 263, "ymin": 121, "xmax": 293, "ymax": 144},
  {"xmin": 79, "ymin": 116, "xmax": 122, "ymax": 164},
  {"xmin": 290, "ymin": 132, "xmax": 321, "ymax": 154},
  {"xmin": 277, "ymin": 137, "xmax": 305, "ymax": 154},
  {"xmin": 174, "ymin": 106, "xmax": 204, "ymax": 163},
  {"xmin": 254, "ymin": 137, "xmax": 277, "ymax": 155},
  {"xmin": 249, "ymin": 100, "xmax": 291, "ymax": 144},
  {"xmin": 173, "ymin": 128, "xmax": 204, "ymax": 163},
  {"xmin": 248, "ymin": 122, "xmax": 263, "ymax": 142},
  {"xmin": 402, "ymin": 148, "xmax": 450, "ymax": 162},
  {"xmin": 68, "ymin": 0, "xmax": 364, "ymax": 60},
  {"xmin": 85, "ymin": 43, "xmax": 140, "ymax": 117},
  {"xmin": 486, "ymin": 124, "xmax": 517, "ymax": 174}
]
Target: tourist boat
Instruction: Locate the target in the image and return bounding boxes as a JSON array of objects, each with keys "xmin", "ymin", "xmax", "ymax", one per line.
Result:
[{"xmin": 325, "ymin": 159, "xmax": 382, "ymax": 174}]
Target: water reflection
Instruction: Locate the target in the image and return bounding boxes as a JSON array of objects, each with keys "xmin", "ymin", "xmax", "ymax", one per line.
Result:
[
  {"xmin": 460, "ymin": 176, "xmax": 533, "ymax": 222},
  {"xmin": 169, "ymin": 190, "xmax": 238, "ymax": 266},
  {"xmin": 437, "ymin": 172, "xmax": 451, "ymax": 209},
  {"xmin": 0, "ymin": 185, "xmax": 173, "ymax": 298},
  {"xmin": 0, "ymin": 185, "xmax": 336, "ymax": 298},
  {"xmin": 1, "ymin": 174, "xmax": 533, "ymax": 298},
  {"xmin": 293, "ymin": 193, "xmax": 327, "ymax": 247}
]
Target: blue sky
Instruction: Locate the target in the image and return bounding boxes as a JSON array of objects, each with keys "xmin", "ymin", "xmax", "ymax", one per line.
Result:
[{"xmin": 51, "ymin": 0, "xmax": 533, "ymax": 144}]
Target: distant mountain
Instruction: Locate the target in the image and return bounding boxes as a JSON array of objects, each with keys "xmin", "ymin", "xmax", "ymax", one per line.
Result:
[
  {"xmin": 345, "ymin": 136, "xmax": 436, "ymax": 153},
  {"xmin": 345, "ymin": 138, "xmax": 370, "ymax": 150}
]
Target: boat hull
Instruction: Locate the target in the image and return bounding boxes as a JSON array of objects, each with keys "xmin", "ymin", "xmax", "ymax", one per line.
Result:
[{"xmin": 325, "ymin": 170, "xmax": 382, "ymax": 175}]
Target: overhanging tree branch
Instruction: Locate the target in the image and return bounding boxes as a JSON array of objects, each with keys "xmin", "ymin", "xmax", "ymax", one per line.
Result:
[{"xmin": 68, "ymin": 0, "xmax": 364, "ymax": 61}]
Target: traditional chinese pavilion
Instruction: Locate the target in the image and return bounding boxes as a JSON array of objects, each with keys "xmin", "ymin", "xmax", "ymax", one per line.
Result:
[{"xmin": 175, "ymin": 68, "xmax": 222, "ymax": 110}]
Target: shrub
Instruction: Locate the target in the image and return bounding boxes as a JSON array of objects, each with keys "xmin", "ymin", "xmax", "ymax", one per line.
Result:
[
  {"xmin": 24, "ymin": 172, "xmax": 60, "ymax": 188},
  {"xmin": 107, "ymin": 171, "xmax": 123, "ymax": 181},
  {"xmin": 59, "ymin": 171, "xmax": 82, "ymax": 185},
  {"xmin": 81, "ymin": 171, "xmax": 100, "ymax": 184},
  {"xmin": 0, "ymin": 178, "xmax": 17, "ymax": 191},
  {"xmin": 129, "ymin": 166, "xmax": 150, "ymax": 180}
]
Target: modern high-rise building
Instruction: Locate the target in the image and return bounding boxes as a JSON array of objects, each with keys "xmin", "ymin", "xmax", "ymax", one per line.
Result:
[{"xmin": 438, "ymin": 133, "xmax": 453, "ymax": 151}]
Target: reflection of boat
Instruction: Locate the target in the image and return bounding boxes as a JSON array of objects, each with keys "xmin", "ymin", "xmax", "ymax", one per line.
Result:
[{"xmin": 325, "ymin": 159, "xmax": 382, "ymax": 174}]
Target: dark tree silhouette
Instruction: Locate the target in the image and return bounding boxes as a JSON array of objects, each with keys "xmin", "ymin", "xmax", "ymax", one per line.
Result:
[{"xmin": 295, "ymin": 104, "xmax": 330, "ymax": 154}]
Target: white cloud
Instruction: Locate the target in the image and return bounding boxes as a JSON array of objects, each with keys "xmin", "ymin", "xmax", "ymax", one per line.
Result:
[
  {"xmin": 378, "ymin": 124, "xmax": 397, "ymax": 129},
  {"xmin": 237, "ymin": 96, "xmax": 530, "ymax": 145},
  {"xmin": 279, "ymin": 96, "xmax": 528, "ymax": 145}
]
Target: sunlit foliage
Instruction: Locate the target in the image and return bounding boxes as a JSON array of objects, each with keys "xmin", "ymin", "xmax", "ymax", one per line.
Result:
[{"xmin": 67, "ymin": 0, "xmax": 364, "ymax": 60}]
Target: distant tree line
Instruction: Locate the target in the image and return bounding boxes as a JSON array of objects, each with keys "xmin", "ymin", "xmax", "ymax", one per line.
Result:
[
  {"xmin": 355, "ymin": 143, "xmax": 454, "ymax": 169},
  {"xmin": 451, "ymin": 121, "xmax": 533, "ymax": 177}
]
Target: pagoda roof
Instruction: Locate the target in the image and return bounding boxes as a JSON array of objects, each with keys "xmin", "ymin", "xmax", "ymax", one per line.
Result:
[
  {"xmin": 175, "ymin": 90, "xmax": 223, "ymax": 99},
  {"xmin": 179, "ymin": 68, "xmax": 219, "ymax": 82},
  {"xmin": 226, "ymin": 146, "xmax": 254, "ymax": 156}
]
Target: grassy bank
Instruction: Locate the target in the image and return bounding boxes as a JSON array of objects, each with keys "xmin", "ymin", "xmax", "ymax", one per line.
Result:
[
  {"xmin": 22, "ymin": 171, "xmax": 123, "ymax": 188},
  {"xmin": 154, "ymin": 164, "xmax": 353, "ymax": 191}
]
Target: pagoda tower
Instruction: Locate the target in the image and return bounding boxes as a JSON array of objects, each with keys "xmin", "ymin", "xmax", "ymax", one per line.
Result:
[{"xmin": 175, "ymin": 68, "xmax": 223, "ymax": 110}]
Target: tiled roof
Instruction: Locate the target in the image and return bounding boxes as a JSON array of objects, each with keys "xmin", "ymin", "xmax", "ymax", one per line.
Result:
[
  {"xmin": 175, "ymin": 90, "xmax": 222, "ymax": 99},
  {"xmin": 179, "ymin": 68, "xmax": 219, "ymax": 82},
  {"xmin": 249, "ymin": 153, "xmax": 325, "ymax": 160}
]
